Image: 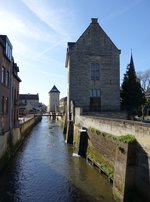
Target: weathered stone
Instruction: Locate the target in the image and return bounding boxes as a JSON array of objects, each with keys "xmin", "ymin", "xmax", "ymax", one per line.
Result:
[{"xmin": 65, "ymin": 18, "xmax": 120, "ymax": 114}]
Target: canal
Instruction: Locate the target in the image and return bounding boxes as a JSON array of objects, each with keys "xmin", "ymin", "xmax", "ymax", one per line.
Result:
[{"xmin": 0, "ymin": 117, "xmax": 114, "ymax": 202}]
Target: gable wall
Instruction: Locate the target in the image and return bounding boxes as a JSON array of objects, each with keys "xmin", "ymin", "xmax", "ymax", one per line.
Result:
[{"xmin": 68, "ymin": 20, "xmax": 120, "ymax": 111}]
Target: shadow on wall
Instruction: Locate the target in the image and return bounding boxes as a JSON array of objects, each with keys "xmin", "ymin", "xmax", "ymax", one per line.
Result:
[
  {"xmin": 119, "ymin": 140, "xmax": 150, "ymax": 202},
  {"xmin": 135, "ymin": 142, "xmax": 150, "ymax": 201}
]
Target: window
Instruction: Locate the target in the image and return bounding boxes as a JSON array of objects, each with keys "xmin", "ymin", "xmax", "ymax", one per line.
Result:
[
  {"xmin": 6, "ymin": 42, "xmax": 12, "ymax": 61},
  {"xmin": 1, "ymin": 96, "xmax": 4, "ymax": 114},
  {"xmin": 6, "ymin": 97, "xmax": 8, "ymax": 114},
  {"xmin": 90, "ymin": 89, "xmax": 101, "ymax": 97},
  {"xmin": 1, "ymin": 67, "xmax": 5, "ymax": 84},
  {"xmin": 6, "ymin": 71, "xmax": 9, "ymax": 87},
  {"xmin": 91, "ymin": 63, "xmax": 100, "ymax": 80}
]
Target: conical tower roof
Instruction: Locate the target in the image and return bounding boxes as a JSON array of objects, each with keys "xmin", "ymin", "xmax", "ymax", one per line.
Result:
[
  {"xmin": 49, "ymin": 85, "xmax": 60, "ymax": 93},
  {"xmin": 129, "ymin": 53, "xmax": 135, "ymax": 71}
]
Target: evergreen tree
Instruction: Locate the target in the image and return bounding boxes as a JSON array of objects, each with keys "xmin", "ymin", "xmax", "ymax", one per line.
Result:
[{"xmin": 121, "ymin": 54, "xmax": 145, "ymax": 116}]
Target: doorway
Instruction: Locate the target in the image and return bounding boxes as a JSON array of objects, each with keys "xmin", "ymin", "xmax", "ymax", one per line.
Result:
[{"xmin": 90, "ymin": 97, "xmax": 101, "ymax": 112}]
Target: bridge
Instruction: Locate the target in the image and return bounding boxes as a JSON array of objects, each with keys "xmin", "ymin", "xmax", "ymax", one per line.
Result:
[{"xmin": 42, "ymin": 112, "xmax": 62, "ymax": 117}]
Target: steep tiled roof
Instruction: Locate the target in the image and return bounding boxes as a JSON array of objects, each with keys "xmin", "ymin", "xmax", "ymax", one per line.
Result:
[{"xmin": 19, "ymin": 94, "xmax": 39, "ymax": 100}]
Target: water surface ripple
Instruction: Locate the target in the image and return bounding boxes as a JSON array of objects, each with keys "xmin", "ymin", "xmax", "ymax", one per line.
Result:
[{"xmin": 0, "ymin": 117, "xmax": 114, "ymax": 202}]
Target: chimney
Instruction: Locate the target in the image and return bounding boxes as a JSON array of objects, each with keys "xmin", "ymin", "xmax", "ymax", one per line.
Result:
[{"xmin": 91, "ymin": 18, "xmax": 98, "ymax": 24}]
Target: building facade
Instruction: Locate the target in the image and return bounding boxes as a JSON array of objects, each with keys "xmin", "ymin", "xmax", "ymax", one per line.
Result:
[
  {"xmin": 19, "ymin": 94, "xmax": 39, "ymax": 115},
  {"xmin": 12, "ymin": 61, "xmax": 21, "ymax": 126},
  {"xmin": 59, "ymin": 96, "xmax": 67, "ymax": 114},
  {"xmin": 48, "ymin": 85, "xmax": 60, "ymax": 112},
  {"xmin": 65, "ymin": 18, "xmax": 120, "ymax": 116},
  {"xmin": 0, "ymin": 35, "xmax": 21, "ymax": 134}
]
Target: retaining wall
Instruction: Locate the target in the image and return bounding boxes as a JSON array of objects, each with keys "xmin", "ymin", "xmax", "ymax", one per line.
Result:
[
  {"xmin": 0, "ymin": 116, "xmax": 42, "ymax": 172},
  {"xmin": 74, "ymin": 107, "xmax": 150, "ymax": 201}
]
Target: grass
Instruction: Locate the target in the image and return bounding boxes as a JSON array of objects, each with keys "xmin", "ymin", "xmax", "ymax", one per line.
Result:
[{"xmin": 89, "ymin": 127, "xmax": 136, "ymax": 143}]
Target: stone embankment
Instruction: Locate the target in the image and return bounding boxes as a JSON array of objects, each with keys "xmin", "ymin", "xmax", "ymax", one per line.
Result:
[
  {"xmin": 0, "ymin": 115, "xmax": 42, "ymax": 172},
  {"xmin": 66, "ymin": 107, "xmax": 150, "ymax": 202}
]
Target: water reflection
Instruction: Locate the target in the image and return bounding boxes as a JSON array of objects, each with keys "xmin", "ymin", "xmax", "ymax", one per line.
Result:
[{"xmin": 0, "ymin": 117, "xmax": 114, "ymax": 202}]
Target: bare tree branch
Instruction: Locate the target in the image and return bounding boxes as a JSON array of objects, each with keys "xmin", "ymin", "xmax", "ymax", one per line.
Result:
[{"xmin": 137, "ymin": 69, "xmax": 150, "ymax": 92}]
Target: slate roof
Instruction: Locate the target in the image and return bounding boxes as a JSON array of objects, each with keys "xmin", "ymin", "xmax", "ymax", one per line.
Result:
[
  {"xmin": 129, "ymin": 54, "xmax": 135, "ymax": 70},
  {"xmin": 0, "ymin": 35, "xmax": 12, "ymax": 49},
  {"xmin": 49, "ymin": 85, "xmax": 60, "ymax": 93},
  {"xmin": 19, "ymin": 94, "xmax": 39, "ymax": 100}
]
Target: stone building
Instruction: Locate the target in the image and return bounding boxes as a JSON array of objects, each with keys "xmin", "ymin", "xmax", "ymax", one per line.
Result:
[
  {"xmin": 65, "ymin": 18, "xmax": 120, "ymax": 116},
  {"xmin": 59, "ymin": 96, "xmax": 67, "ymax": 114},
  {"xmin": 48, "ymin": 85, "xmax": 60, "ymax": 112},
  {"xmin": 19, "ymin": 93, "xmax": 39, "ymax": 115}
]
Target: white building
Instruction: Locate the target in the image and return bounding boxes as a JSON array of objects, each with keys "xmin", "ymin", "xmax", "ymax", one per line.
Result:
[{"xmin": 48, "ymin": 85, "xmax": 60, "ymax": 112}]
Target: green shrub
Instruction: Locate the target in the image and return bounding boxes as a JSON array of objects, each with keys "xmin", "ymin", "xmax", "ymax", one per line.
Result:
[{"xmin": 117, "ymin": 134, "xmax": 136, "ymax": 143}]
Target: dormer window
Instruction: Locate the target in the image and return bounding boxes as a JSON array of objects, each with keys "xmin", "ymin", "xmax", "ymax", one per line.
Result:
[
  {"xmin": 0, "ymin": 35, "xmax": 12, "ymax": 61},
  {"xmin": 5, "ymin": 41, "xmax": 12, "ymax": 61}
]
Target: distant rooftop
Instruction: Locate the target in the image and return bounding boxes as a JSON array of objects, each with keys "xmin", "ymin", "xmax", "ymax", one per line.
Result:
[
  {"xmin": 19, "ymin": 94, "xmax": 39, "ymax": 100},
  {"xmin": 59, "ymin": 96, "xmax": 67, "ymax": 102}
]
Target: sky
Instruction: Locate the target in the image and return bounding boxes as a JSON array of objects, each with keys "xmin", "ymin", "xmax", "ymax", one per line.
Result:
[{"xmin": 0, "ymin": 0, "xmax": 150, "ymax": 105}]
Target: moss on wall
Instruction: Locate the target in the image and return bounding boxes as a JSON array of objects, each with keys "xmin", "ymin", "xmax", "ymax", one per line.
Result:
[
  {"xmin": 89, "ymin": 127, "xmax": 136, "ymax": 143},
  {"xmin": 116, "ymin": 135, "xmax": 136, "ymax": 143},
  {"xmin": 87, "ymin": 127, "xmax": 136, "ymax": 182},
  {"xmin": 87, "ymin": 145, "xmax": 114, "ymax": 180}
]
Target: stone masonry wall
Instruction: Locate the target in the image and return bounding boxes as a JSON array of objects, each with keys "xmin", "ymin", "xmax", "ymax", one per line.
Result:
[
  {"xmin": 68, "ymin": 19, "xmax": 120, "ymax": 111},
  {"xmin": 87, "ymin": 130, "xmax": 116, "ymax": 168},
  {"xmin": 73, "ymin": 122, "xmax": 135, "ymax": 202},
  {"xmin": 75, "ymin": 107, "xmax": 150, "ymax": 201},
  {"xmin": 75, "ymin": 108, "xmax": 150, "ymax": 147}
]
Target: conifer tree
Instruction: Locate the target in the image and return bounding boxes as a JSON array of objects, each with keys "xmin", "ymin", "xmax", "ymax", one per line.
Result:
[{"xmin": 121, "ymin": 54, "xmax": 145, "ymax": 116}]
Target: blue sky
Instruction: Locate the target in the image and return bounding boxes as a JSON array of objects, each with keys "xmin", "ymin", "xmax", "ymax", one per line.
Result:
[{"xmin": 0, "ymin": 0, "xmax": 150, "ymax": 105}]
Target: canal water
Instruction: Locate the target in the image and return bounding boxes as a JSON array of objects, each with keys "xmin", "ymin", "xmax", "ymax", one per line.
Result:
[{"xmin": 0, "ymin": 117, "xmax": 114, "ymax": 202}]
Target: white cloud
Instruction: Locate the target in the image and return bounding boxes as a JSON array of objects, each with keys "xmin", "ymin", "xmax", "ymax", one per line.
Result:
[
  {"xmin": 21, "ymin": 0, "xmax": 73, "ymax": 40},
  {"xmin": 32, "ymin": 38, "xmax": 65, "ymax": 60},
  {"xmin": 0, "ymin": 10, "xmax": 56, "ymax": 43},
  {"xmin": 0, "ymin": 8, "xmax": 67, "ymax": 64}
]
